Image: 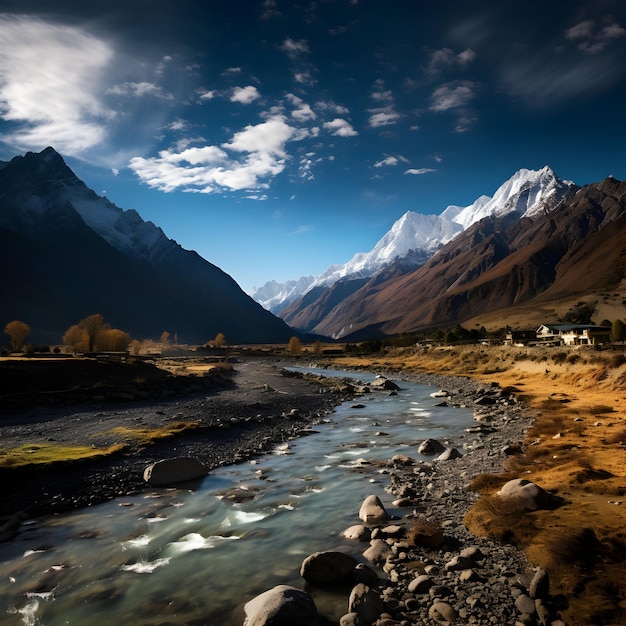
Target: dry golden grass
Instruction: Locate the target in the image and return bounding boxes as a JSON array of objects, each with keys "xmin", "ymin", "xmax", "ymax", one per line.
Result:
[
  {"xmin": 100, "ymin": 421, "xmax": 200, "ymax": 446},
  {"xmin": 0, "ymin": 442, "xmax": 126, "ymax": 467},
  {"xmin": 335, "ymin": 345, "xmax": 626, "ymax": 625}
]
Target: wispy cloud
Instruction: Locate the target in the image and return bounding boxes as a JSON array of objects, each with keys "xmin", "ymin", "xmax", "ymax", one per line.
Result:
[
  {"xmin": 368, "ymin": 79, "xmax": 400, "ymax": 128},
  {"xmin": 323, "ymin": 118, "xmax": 358, "ymax": 137},
  {"xmin": 280, "ymin": 37, "xmax": 309, "ymax": 59},
  {"xmin": 129, "ymin": 116, "xmax": 296, "ymax": 193},
  {"xmin": 289, "ymin": 224, "xmax": 314, "ymax": 235},
  {"xmin": 429, "ymin": 81, "xmax": 476, "ymax": 112},
  {"xmin": 374, "ymin": 154, "xmax": 409, "ymax": 168},
  {"xmin": 404, "ymin": 168, "xmax": 436, "ymax": 175},
  {"xmin": 0, "ymin": 14, "xmax": 114, "ymax": 154},
  {"xmin": 425, "ymin": 47, "xmax": 476, "ymax": 75},
  {"xmin": 565, "ymin": 18, "xmax": 625, "ymax": 54},
  {"xmin": 107, "ymin": 81, "xmax": 173, "ymax": 100}
]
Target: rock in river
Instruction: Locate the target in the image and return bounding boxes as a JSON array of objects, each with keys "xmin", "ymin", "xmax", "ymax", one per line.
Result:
[{"xmin": 143, "ymin": 457, "xmax": 208, "ymax": 486}]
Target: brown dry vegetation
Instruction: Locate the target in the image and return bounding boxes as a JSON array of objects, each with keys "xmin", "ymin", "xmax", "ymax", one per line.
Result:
[{"xmin": 335, "ymin": 345, "xmax": 626, "ymax": 626}]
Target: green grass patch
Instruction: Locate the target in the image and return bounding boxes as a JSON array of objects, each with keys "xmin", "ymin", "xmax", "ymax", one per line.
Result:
[{"xmin": 0, "ymin": 442, "xmax": 126, "ymax": 467}]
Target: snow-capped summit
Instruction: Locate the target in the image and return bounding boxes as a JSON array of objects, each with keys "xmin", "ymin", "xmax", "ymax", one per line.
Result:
[
  {"xmin": 252, "ymin": 166, "xmax": 578, "ymax": 314},
  {"xmin": 445, "ymin": 166, "xmax": 575, "ymax": 229},
  {"xmin": 249, "ymin": 275, "xmax": 316, "ymax": 313},
  {"xmin": 310, "ymin": 211, "xmax": 463, "ymax": 288}
]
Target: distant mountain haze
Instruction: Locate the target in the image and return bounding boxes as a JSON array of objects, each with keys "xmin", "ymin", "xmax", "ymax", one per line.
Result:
[{"xmin": 0, "ymin": 148, "xmax": 294, "ymax": 344}]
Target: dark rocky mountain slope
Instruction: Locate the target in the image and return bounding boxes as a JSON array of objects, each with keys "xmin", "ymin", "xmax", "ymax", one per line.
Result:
[{"xmin": 0, "ymin": 148, "xmax": 294, "ymax": 344}]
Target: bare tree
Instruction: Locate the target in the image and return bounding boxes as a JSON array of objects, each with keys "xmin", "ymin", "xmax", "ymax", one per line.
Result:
[
  {"xmin": 160, "ymin": 331, "xmax": 170, "ymax": 345},
  {"xmin": 4, "ymin": 320, "xmax": 30, "ymax": 351}
]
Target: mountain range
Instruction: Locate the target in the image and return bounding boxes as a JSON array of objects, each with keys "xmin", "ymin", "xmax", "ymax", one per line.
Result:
[
  {"xmin": 252, "ymin": 167, "xmax": 626, "ymax": 339},
  {"xmin": 2, "ymin": 148, "xmax": 624, "ymax": 346},
  {"xmin": 251, "ymin": 166, "xmax": 576, "ymax": 313},
  {"xmin": 0, "ymin": 148, "xmax": 294, "ymax": 344}
]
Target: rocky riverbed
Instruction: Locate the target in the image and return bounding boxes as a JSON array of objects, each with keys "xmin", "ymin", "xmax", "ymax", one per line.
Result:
[
  {"xmin": 239, "ymin": 369, "xmax": 569, "ymax": 626},
  {"xmin": 0, "ymin": 358, "xmax": 566, "ymax": 624}
]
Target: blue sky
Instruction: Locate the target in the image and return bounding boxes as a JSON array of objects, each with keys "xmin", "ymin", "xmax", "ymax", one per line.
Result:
[{"xmin": 1, "ymin": 1, "xmax": 625, "ymax": 293}]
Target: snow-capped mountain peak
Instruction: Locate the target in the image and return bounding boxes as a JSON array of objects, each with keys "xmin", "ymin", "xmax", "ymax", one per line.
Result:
[
  {"xmin": 251, "ymin": 165, "xmax": 578, "ymax": 314},
  {"xmin": 448, "ymin": 166, "xmax": 575, "ymax": 229}
]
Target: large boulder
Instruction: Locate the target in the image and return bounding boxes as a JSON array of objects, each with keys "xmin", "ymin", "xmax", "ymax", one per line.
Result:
[
  {"xmin": 418, "ymin": 439, "xmax": 446, "ymax": 455},
  {"xmin": 348, "ymin": 583, "xmax": 384, "ymax": 624},
  {"xmin": 143, "ymin": 457, "xmax": 207, "ymax": 486},
  {"xmin": 300, "ymin": 551, "xmax": 361, "ymax": 587},
  {"xmin": 370, "ymin": 378, "xmax": 400, "ymax": 391},
  {"xmin": 242, "ymin": 585, "xmax": 319, "ymax": 626},
  {"xmin": 358, "ymin": 495, "xmax": 390, "ymax": 523},
  {"xmin": 497, "ymin": 479, "xmax": 551, "ymax": 511},
  {"xmin": 362, "ymin": 539, "xmax": 393, "ymax": 566}
]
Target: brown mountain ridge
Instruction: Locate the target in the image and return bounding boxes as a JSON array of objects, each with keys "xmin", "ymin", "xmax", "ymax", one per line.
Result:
[{"xmin": 290, "ymin": 176, "xmax": 626, "ymax": 339}]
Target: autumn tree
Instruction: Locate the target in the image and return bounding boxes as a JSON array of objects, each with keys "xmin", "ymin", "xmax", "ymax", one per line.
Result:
[
  {"xmin": 160, "ymin": 331, "xmax": 170, "ymax": 345},
  {"xmin": 611, "ymin": 319, "xmax": 626, "ymax": 342},
  {"xmin": 288, "ymin": 336, "xmax": 302, "ymax": 356},
  {"xmin": 129, "ymin": 339, "xmax": 142, "ymax": 356},
  {"xmin": 79, "ymin": 314, "xmax": 108, "ymax": 352},
  {"xmin": 313, "ymin": 340, "xmax": 322, "ymax": 355},
  {"xmin": 63, "ymin": 324, "xmax": 87, "ymax": 353},
  {"xmin": 102, "ymin": 328, "xmax": 132, "ymax": 351},
  {"xmin": 4, "ymin": 320, "xmax": 30, "ymax": 352},
  {"xmin": 213, "ymin": 332, "xmax": 227, "ymax": 348}
]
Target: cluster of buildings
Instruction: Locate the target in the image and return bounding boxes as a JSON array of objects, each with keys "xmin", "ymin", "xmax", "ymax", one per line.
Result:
[{"xmin": 505, "ymin": 324, "xmax": 612, "ymax": 347}]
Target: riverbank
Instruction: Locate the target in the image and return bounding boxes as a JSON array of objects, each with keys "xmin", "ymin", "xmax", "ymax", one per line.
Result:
[
  {"xmin": 333, "ymin": 345, "xmax": 626, "ymax": 626},
  {"xmin": 1, "ymin": 349, "xmax": 624, "ymax": 624},
  {"xmin": 0, "ymin": 359, "xmax": 354, "ymax": 520}
]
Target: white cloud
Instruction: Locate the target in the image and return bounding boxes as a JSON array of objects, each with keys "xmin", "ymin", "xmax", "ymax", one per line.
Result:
[
  {"xmin": 280, "ymin": 37, "xmax": 309, "ymax": 59},
  {"xmin": 199, "ymin": 89, "xmax": 216, "ymax": 101},
  {"xmin": 230, "ymin": 85, "xmax": 261, "ymax": 104},
  {"xmin": 404, "ymin": 168, "xmax": 436, "ymax": 175},
  {"xmin": 107, "ymin": 81, "xmax": 173, "ymax": 99},
  {"xmin": 286, "ymin": 94, "xmax": 317, "ymax": 121},
  {"xmin": 565, "ymin": 18, "xmax": 625, "ymax": 54},
  {"xmin": 323, "ymin": 118, "xmax": 358, "ymax": 137},
  {"xmin": 375, "ymin": 156, "xmax": 398, "ymax": 167},
  {"xmin": 429, "ymin": 81, "xmax": 476, "ymax": 112},
  {"xmin": 0, "ymin": 14, "xmax": 114, "ymax": 154},
  {"xmin": 315, "ymin": 100, "xmax": 350, "ymax": 115},
  {"xmin": 368, "ymin": 80, "xmax": 400, "ymax": 128},
  {"xmin": 368, "ymin": 110, "xmax": 400, "ymax": 127},
  {"xmin": 129, "ymin": 116, "xmax": 296, "ymax": 194},
  {"xmin": 426, "ymin": 47, "xmax": 476, "ymax": 75}
]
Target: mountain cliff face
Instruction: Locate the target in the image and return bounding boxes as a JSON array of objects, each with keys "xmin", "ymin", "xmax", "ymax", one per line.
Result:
[
  {"xmin": 277, "ymin": 166, "xmax": 580, "ymax": 334},
  {"xmin": 0, "ymin": 148, "xmax": 294, "ymax": 344},
  {"xmin": 309, "ymin": 176, "xmax": 626, "ymax": 339}
]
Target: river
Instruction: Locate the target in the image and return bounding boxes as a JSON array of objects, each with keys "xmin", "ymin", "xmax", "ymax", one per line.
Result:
[{"xmin": 0, "ymin": 367, "xmax": 476, "ymax": 625}]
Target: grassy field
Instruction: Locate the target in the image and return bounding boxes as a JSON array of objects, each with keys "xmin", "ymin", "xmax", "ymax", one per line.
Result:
[{"xmin": 334, "ymin": 345, "xmax": 626, "ymax": 625}]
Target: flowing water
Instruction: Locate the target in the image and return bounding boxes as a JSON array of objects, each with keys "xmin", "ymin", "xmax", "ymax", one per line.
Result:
[{"xmin": 0, "ymin": 368, "xmax": 476, "ymax": 625}]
